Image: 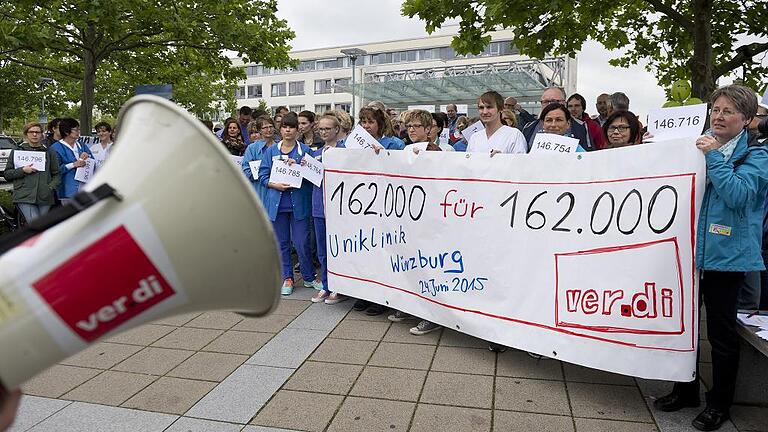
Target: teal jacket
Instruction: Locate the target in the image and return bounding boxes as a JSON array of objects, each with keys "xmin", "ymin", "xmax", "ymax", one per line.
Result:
[
  {"xmin": 241, "ymin": 139, "xmax": 274, "ymax": 203},
  {"xmin": 257, "ymin": 142, "xmax": 313, "ymax": 222},
  {"xmin": 696, "ymin": 131, "xmax": 768, "ymax": 271}
]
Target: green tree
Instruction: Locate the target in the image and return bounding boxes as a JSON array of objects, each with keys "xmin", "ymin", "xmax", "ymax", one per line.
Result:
[
  {"xmin": 0, "ymin": 61, "xmax": 70, "ymax": 132},
  {"xmin": 1, "ymin": 0, "xmax": 295, "ymax": 132},
  {"xmin": 401, "ymin": 0, "xmax": 768, "ymax": 99}
]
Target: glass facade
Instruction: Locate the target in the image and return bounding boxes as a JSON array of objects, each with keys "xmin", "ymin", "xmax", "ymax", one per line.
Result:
[{"xmin": 288, "ymin": 81, "xmax": 305, "ymax": 96}]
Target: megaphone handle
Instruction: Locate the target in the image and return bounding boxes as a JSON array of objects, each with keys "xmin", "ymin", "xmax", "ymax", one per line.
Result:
[{"xmin": 0, "ymin": 183, "xmax": 122, "ymax": 256}]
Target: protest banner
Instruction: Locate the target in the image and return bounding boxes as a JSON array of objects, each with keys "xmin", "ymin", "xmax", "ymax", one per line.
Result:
[
  {"xmin": 13, "ymin": 151, "xmax": 46, "ymax": 171},
  {"xmin": 324, "ymin": 138, "xmax": 705, "ymax": 381}
]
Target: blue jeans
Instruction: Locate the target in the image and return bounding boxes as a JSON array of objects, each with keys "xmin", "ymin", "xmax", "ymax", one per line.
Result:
[
  {"xmin": 273, "ymin": 211, "xmax": 315, "ymax": 282},
  {"xmin": 314, "ymin": 216, "xmax": 330, "ymax": 293},
  {"xmin": 17, "ymin": 203, "xmax": 51, "ymax": 222}
]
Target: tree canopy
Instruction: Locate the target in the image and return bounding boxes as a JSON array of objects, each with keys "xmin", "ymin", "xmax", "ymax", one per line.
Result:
[
  {"xmin": 1, "ymin": 0, "xmax": 295, "ymax": 132},
  {"xmin": 401, "ymin": 0, "xmax": 768, "ymax": 99}
]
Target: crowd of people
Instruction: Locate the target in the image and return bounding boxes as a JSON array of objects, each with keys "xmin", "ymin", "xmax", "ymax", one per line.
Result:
[{"xmin": 3, "ymin": 83, "xmax": 768, "ymax": 431}]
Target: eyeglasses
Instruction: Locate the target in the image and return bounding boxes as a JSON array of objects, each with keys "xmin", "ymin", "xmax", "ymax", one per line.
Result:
[
  {"xmin": 317, "ymin": 127, "xmax": 335, "ymax": 132},
  {"xmin": 541, "ymin": 99, "xmax": 565, "ymax": 105},
  {"xmin": 27, "ymin": 130, "xmax": 43, "ymax": 134},
  {"xmin": 607, "ymin": 125, "xmax": 630, "ymax": 133},
  {"xmin": 405, "ymin": 124, "xmax": 424, "ymax": 129},
  {"xmin": 710, "ymin": 108, "xmax": 738, "ymax": 118}
]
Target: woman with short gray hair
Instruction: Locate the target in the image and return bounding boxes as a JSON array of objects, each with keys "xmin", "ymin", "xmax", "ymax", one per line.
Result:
[{"xmin": 654, "ymin": 84, "xmax": 768, "ymax": 431}]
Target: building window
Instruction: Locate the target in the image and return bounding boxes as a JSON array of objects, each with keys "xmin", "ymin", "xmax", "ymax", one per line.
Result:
[
  {"xmin": 316, "ymin": 58, "xmax": 341, "ymax": 70},
  {"xmin": 314, "ymin": 79, "xmax": 333, "ymax": 94},
  {"xmin": 334, "ymin": 78, "xmax": 350, "ymax": 92},
  {"xmin": 289, "ymin": 105, "xmax": 305, "ymax": 113},
  {"xmin": 247, "ymin": 84, "xmax": 262, "ymax": 98},
  {"xmin": 288, "ymin": 81, "xmax": 304, "ymax": 96},
  {"xmin": 335, "ymin": 103, "xmax": 351, "ymax": 113},
  {"xmin": 297, "ymin": 60, "xmax": 315, "ymax": 72},
  {"xmin": 235, "ymin": 86, "xmax": 246, "ymax": 99},
  {"xmin": 271, "ymin": 83, "xmax": 286, "ymax": 97},
  {"xmin": 315, "ymin": 104, "xmax": 332, "ymax": 114}
]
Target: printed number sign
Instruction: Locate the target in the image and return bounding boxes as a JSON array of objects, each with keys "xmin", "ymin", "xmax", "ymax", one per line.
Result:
[
  {"xmin": 530, "ymin": 133, "xmax": 579, "ymax": 155},
  {"xmin": 344, "ymin": 125, "xmax": 379, "ymax": 150},
  {"xmin": 74, "ymin": 159, "xmax": 96, "ymax": 183},
  {"xmin": 269, "ymin": 159, "xmax": 303, "ymax": 188},
  {"xmin": 299, "ymin": 154, "xmax": 324, "ymax": 187},
  {"xmin": 13, "ymin": 151, "xmax": 46, "ymax": 171},
  {"xmin": 647, "ymin": 104, "xmax": 707, "ymax": 141}
]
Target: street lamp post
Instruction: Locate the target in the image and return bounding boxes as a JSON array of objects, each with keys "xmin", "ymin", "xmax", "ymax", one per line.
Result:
[
  {"xmin": 341, "ymin": 48, "xmax": 367, "ymax": 121},
  {"xmin": 38, "ymin": 77, "xmax": 53, "ymax": 126}
]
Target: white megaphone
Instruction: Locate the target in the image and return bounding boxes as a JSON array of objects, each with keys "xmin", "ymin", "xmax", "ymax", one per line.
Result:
[{"xmin": 0, "ymin": 96, "xmax": 281, "ymax": 389}]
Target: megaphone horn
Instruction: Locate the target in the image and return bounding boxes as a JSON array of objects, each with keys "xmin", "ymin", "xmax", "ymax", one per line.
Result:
[{"xmin": 0, "ymin": 95, "xmax": 281, "ymax": 389}]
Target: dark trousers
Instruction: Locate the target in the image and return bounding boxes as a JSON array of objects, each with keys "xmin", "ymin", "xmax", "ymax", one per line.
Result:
[{"xmin": 674, "ymin": 271, "xmax": 744, "ymax": 411}]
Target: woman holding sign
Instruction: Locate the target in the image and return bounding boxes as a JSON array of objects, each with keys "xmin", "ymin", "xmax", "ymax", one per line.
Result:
[
  {"xmin": 50, "ymin": 118, "xmax": 93, "ymax": 205},
  {"xmin": 528, "ymin": 104, "xmax": 586, "ymax": 152},
  {"xmin": 258, "ymin": 112, "xmax": 321, "ymax": 296},
  {"xmin": 601, "ymin": 110, "xmax": 641, "ymax": 149},
  {"xmin": 359, "ymin": 107, "xmax": 405, "ymax": 150},
  {"xmin": 242, "ymin": 117, "xmax": 277, "ymax": 202},
  {"xmin": 654, "ymin": 85, "xmax": 768, "ymax": 431},
  {"xmin": 308, "ymin": 115, "xmax": 347, "ymax": 304},
  {"xmin": 3, "ymin": 122, "xmax": 61, "ymax": 222}
]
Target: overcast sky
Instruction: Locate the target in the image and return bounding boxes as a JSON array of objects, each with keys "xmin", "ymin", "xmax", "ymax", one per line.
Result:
[{"xmin": 274, "ymin": 0, "xmax": 741, "ymax": 119}]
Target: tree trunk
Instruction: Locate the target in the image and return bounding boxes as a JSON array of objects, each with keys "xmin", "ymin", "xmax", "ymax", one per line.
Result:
[
  {"xmin": 79, "ymin": 24, "xmax": 97, "ymax": 134},
  {"xmin": 690, "ymin": 0, "xmax": 715, "ymax": 100}
]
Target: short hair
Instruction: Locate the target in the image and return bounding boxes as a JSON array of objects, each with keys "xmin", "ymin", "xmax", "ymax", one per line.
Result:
[
  {"xmin": 327, "ymin": 109, "xmax": 353, "ymax": 133},
  {"xmin": 567, "ymin": 93, "xmax": 587, "ymax": 111},
  {"xmin": 247, "ymin": 120, "xmax": 260, "ymax": 135},
  {"xmin": 602, "ymin": 110, "xmax": 641, "ymax": 144},
  {"xmin": 318, "ymin": 114, "xmax": 340, "ymax": 129},
  {"xmin": 500, "ymin": 109, "xmax": 518, "ymax": 127},
  {"xmin": 455, "ymin": 116, "xmax": 470, "ymax": 131},
  {"xmin": 59, "ymin": 117, "xmax": 79, "ymax": 138},
  {"xmin": 94, "ymin": 121, "xmax": 112, "ymax": 132},
  {"xmin": 256, "ymin": 116, "xmax": 275, "ymax": 131},
  {"xmin": 47, "ymin": 118, "xmax": 62, "ymax": 133},
  {"xmin": 609, "ymin": 92, "xmax": 630, "ymax": 111},
  {"xmin": 358, "ymin": 107, "xmax": 386, "ymax": 138},
  {"xmin": 402, "ymin": 110, "xmax": 433, "ymax": 129},
  {"xmin": 298, "ymin": 110, "xmax": 315, "ymax": 123},
  {"xmin": 23, "ymin": 122, "xmax": 43, "ymax": 135},
  {"xmin": 367, "ymin": 100, "xmax": 387, "ymax": 112},
  {"xmin": 253, "ymin": 108, "xmax": 267, "ymax": 118},
  {"xmin": 281, "ymin": 112, "xmax": 299, "ymax": 129},
  {"xmin": 446, "ymin": 103, "xmax": 457, "ymax": 111},
  {"xmin": 274, "ymin": 106, "xmax": 289, "ymax": 115},
  {"xmin": 539, "ymin": 103, "xmax": 572, "ymax": 122},
  {"xmin": 431, "ymin": 112, "xmax": 445, "ymax": 130},
  {"xmin": 479, "ymin": 91, "xmax": 504, "ymax": 110},
  {"xmin": 238, "ymin": 106, "xmax": 252, "ymax": 116},
  {"xmin": 710, "ymin": 84, "xmax": 758, "ymax": 122}
]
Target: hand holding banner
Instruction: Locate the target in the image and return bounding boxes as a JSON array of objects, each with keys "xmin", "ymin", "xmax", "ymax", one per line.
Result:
[
  {"xmin": 647, "ymin": 103, "xmax": 707, "ymax": 141},
  {"xmin": 530, "ymin": 133, "xmax": 579, "ymax": 154},
  {"xmin": 13, "ymin": 151, "xmax": 46, "ymax": 171},
  {"xmin": 269, "ymin": 158, "xmax": 303, "ymax": 188},
  {"xmin": 74, "ymin": 159, "xmax": 95, "ymax": 183},
  {"xmin": 299, "ymin": 154, "xmax": 324, "ymax": 187}
]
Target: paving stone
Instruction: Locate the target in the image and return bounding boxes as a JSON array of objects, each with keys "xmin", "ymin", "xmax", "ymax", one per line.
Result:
[
  {"xmin": 112, "ymin": 347, "xmax": 194, "ymax": 375},
  {"xmin": 246, "ymin": 328, "xmax": 327, "ymax": 368},
  {"xmin": 568, "ymin": 382, "xmax": 653, "ymax": 422},
  {"xmin": 309, "ymin": 338, "xmax": 378, "ymax": 365},
  {"xmin": 232, "ymin": 314, "xmax": 295, "ymax": 333},
  {"xmin": 272, "ymin": 299, "xmax": 310, "ymax": 317},
  {"xmin": 350, "ymin": 366, "xmax": 427, "ymax": 402},
  {"xmin": 382, "ymin": 322, "xmax": 441, "ymax": 345},
  {"xmin": 327, "ymin": 396, "xmax": 415, "ymax": 432},
  {"xmin": 242, "ymin": 426, "xmax": 304, "ymax": 432},
  {"xmin": 121, "ymin": 377, "xmax": 216, "ymax": 415},
  {"xmin": 62, "ymin": 371, "xmax": 156, "ymax": 406},
  {"xmin": 430, "ymin": 345, "xmax": 496, "ymax": 375},
  {"xmin": 252, "ymin": 390, "xmax": 342, "ymax": 432},
  {"xmin": 287, "ymin": 301, "xmax": 351, "ymax": 332},
  {"xmin": 186, "ymin": 365, "xmax": 293, "ymax": 423},
  {"xmin": 368, "ymin": 342, "xmax": 436, "ymax": 370},
  {"xmin": 730, "ymin": 405, "xmax": 768, "ymax": 432},
  {"xmin": 104, "ymin": 324, "xmax": 176, "ymax": 346},
  {"xmin": 283, "ymin": 361, "xmax": 362, "ymax": 395},
  {"xmin": 635, "ymin": 378, "xmax": 726, "ymax": 432},
  {"xmin": 574, "ymin": 418, "xmax": 658, "ymax": 431},
  {"xmin": 343, "ymin": 308, "xmax": 393, "ymax": 322},
  {"xmin": 59, "ymin": 343, "xmax": 142, "ymax": 370},
  {"xmin": 699, "ymin": 339, "xmax": 712, "ymax": 363},
  {"xmin": 496, "ymin": 350, "xmax": 564, "ymax": 380},
  {"xmin": 420, "ymin": 371, "xmax": 493, "ymax": 409},
  {"xmin": 410, "ymin": 404, "xmax": 491, "ymax": 432},
  {"xmin": 22, "ymin": 365, "xmax": 101, "ymax": 398},
  {"xmin": 284, "ymin": 286, "xmax": 318, "ymax": 301},
  {"xmin": 493, "ymin": 411, "xmax": 574, "ymax": 432},
  {"xmin": 563, "ymin": 363, "xmax": 637, "ymax": 386},
  {"xmin": 439, "ymin": 329, "xmax": 488, "ymax": 349},
  {"xmin": 151, "ymin": 327, "xmax": 224, "ymax": 351},
  {"xmin": 151, "ymin": 312, "xmax": 201, "ymax": 327},
  {"xmin": 167, "ymin": 352, "xmax": 248, "ymax": 382},
  {"xmin": 7, "ymin": 395, "xmax": 71, "ymax": 432},
  {"xmin": 495, "ymin": 377, "xmax": 571, "ymax": 415},
  {"xmin": 184, "ymin": 311, "xmax": 244, "ymax": 330},
  {"xmin": 165, "ymin": 417, "xmax": 242, "ymax": 432},
  {"xmin": 25, "ymin": 401, "xmax": 177, "ymax": 432},
  {"xmin": 202, "ymin": 331, "xmax": 274, "ymax": 355},
  {"xmin": 329, "ymin": 319, "xmax": 390, "ymax": 341}
]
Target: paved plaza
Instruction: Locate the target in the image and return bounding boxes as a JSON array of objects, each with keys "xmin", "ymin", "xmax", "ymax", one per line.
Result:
[{"xmin": 8, "ymin": 286, "xmax": 768, "ymax": 432}]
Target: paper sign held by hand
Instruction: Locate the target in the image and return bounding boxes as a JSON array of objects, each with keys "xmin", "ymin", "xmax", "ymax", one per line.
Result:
[
  {"xmin": 530, "ymin": 133, "xmax": 579, "ymax": 155},
  {"xmin": 269, "ymin": 159, "xmax": 303, "ymax": 188},
  {"xmin": 460, "ymin": 120, "xmax": 485, "ymax": 143},
  {"xmin": 299, "ymin": 154, "xmax": 324, "ymax": 187},
  {"xmin": 13, "ymin": 151, "xmax": 46, "ymax": 171},
  {"xmin": 230, "ymin": 155, "xmax": 244, "ymax": 166},
  {"xmin": 74, "ymin": 159, "xmax": 95, "ymax": 183},
  {"xmin": 344, "ymin": 125, "xmax": 379, "ymax": 150},
  {"xmin": 439, "ymin": 129, "xmax": 450, "ymax": 145},
  {"xmin": 248, "ymin": 160, "xmax": 261, "ymax": 180},
  {"xmin": 648, "ymin": 104, "xmax": 707, "ymax": 141}
]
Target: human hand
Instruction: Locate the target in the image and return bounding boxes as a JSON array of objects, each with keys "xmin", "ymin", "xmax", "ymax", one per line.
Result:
[
  {"xmin": 79, "ymin": 152, "xmax": 89, "ymax": 160},
  {"xmin": 490, "ymin": 149, "xmax": 502, "ymax": 158},
  {"xmin": 300, "ymin": 159, "xmax": 307, "ymax": 166},
  {"xmin": 22, "ymin": 165, "xmax": 37, "ymax": 174},
  {"xmin": 695, "ymin": 135, "xmax": 722, "ymax": 154},
  {"xmin": 73, "ymin": 159, "xmax": 86, "ymax": 168},
  {"xmin": 269, "ymin": 182, "xmax": 291, "ymax": 191},
  {"xmin": 372, "ymin": 144, "xmax": 384, "ymax": 155}
]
